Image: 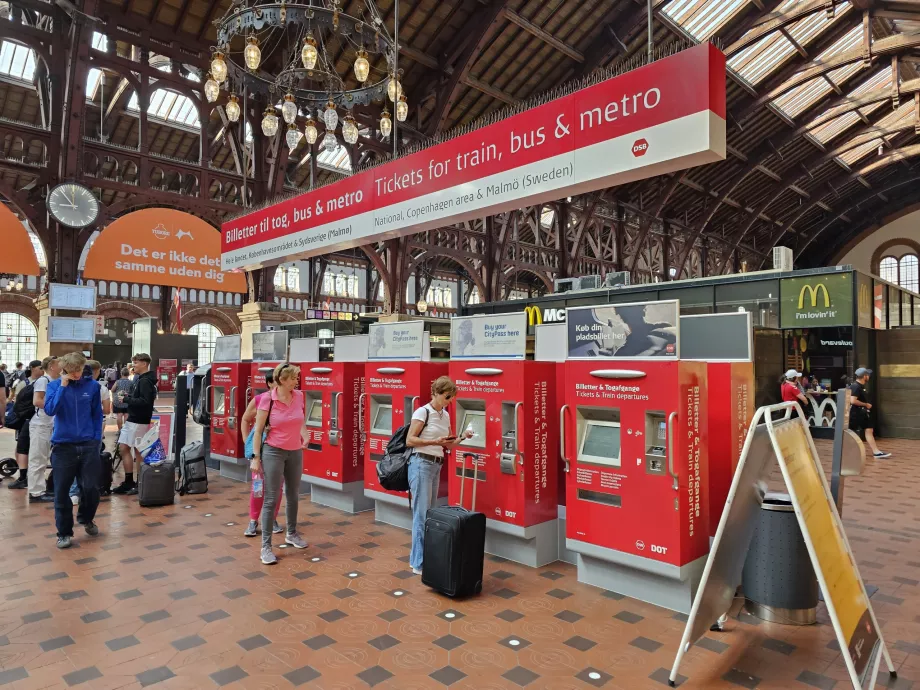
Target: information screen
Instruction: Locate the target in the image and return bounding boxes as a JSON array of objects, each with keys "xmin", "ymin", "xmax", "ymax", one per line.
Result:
[
  {"xmin": 307, "ymin": 399, "xmax": 323, "ymax": 425},
  {"xmin": 459, "ymin": 410, "xmax": 486, "ymax": 447},
  {"xmin": 580, "ymin": 422, "xmax": 621, "ymax": 466},
  {"xmin": 48, "ymin": 316, "xmax": 96, "ymax": 343},
  {"xmin": 49, "ymin": 283, "xmax": 96, "ymax": 311},
  {"xmin": 372, "ymin": 405, "xmax": 392, "ymax": 435}
]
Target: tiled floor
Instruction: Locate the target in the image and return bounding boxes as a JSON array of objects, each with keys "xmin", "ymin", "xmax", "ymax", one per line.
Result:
[{"xmin": 1, "ymin": 428, "xmax": 918, "ymax": 689}]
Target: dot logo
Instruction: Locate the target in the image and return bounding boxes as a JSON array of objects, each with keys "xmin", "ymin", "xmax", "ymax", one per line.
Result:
[
  {"xmin": 635, "ymin": 540, "xmax": 645, "ymax": 551},
  {"xmin": 632, "ymin": 139, "xmax": 649, "ymax": 157}
]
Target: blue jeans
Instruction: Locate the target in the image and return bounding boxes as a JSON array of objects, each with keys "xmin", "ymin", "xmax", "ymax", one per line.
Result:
[
  {"xmin": 52, "ymin": 441, "xmax": 101, "ymax": 537},
  {"xmin": 407, "ymin": 453, "xmax": 442, "ymax": 570},
  {"xmin": 69, "ymin": 478, "xmax": 80, "ymax": 498}
]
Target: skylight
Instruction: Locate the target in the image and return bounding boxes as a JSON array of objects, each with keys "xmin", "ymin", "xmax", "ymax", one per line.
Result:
[
  {"xmin": 317, "ymin": 143, "xmax": 352, "ymax": 173},
  {"xmin": 838, "ymin": 101, "xmax": 916, "ymax": 167},
  {"xmin": 807, "ymin": 69, "xmax": 891, "ymax": 144},
  {"xmin": 128, "ymin": 88, "xmax": 200, "ymax": 127},
  {"xmin": 0, "ymin": 39, "xmax": 35, "ymax": 81},
  {"xmin": 663, "ymin": 0, "xmax": 747, "ymax": 41},
  {"xmin": 771, "ymin": 24, "xmax": 863, "ymax": 119},
  {"xmin": 86, "ymin": 33, "xmax": 111, "ymax": 99}
]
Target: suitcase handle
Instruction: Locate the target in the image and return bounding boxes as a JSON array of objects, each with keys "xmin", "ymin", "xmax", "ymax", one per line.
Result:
[{"xmin": 457, "ymin": 452, "xmax": 478, "ymax": 512}]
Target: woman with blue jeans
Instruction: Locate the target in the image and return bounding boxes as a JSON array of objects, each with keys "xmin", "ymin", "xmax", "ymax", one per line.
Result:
[{"xmin": 405, "ymin": 376, "xmax": 473, "ymax": 575}]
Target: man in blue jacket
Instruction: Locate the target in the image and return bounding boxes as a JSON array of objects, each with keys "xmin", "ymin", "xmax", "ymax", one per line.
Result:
[{"xmin": 44, "ymin": 352, "xmax": 103, "ymax": 548}]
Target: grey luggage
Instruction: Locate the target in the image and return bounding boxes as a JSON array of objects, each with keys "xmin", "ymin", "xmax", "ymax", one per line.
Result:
[
  {"xmin": 138, "ymin": 461, "xmax": 175, "ymax": 507},
  {"xmin": 177, "ymin": 440, "xmax": 208, "ymax": 495}
]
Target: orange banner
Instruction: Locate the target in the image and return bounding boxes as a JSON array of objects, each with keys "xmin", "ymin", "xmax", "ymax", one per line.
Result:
[
  {"xmin": 84, "ymin": 209, "xmax": 246, "ymax": 292},
  {"xmin": 0, "ymin": 203, "xmax": 41, "ymax": 276}
]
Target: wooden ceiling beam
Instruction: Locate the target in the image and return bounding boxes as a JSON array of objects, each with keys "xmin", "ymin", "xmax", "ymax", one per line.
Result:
[
  {"xmin": 726, "ymin": 0, "xmax": 849, "ymax": 57},
  {"xmin": 501, "ymin": 8, "xmax": 583, "ymax": 63}
]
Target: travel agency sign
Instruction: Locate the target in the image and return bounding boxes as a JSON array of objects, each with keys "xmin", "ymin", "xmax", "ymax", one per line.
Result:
[{"xmin": 221, "ymin": 44, "xmax": 726, "ymax": 270}]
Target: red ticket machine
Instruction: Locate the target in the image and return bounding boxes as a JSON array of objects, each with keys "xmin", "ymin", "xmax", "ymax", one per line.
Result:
[
  {"xmin": 561, "ymin": 302, "xmax": 709, "ymax": 613},
  {"xmin": 157, "ymin": 359, "xmax": 178, "ymax": 392},
  {"xmin": 297, "ymin": 360, "xmax": 371, "ymax": 513},
  {"xmin": 363, "ymin": 361, "xmax": 448, "ymax": 529},
  {"xmin": 448, "ymin": 360, "xmax": 558, "ymax": 566},
  {"xmin": 248, "ymin": 361, "xmax": 280, "ymax": 401},
  {"xmin": 209, "ymin": 362, "xmax": 249, "ymax": 482}
]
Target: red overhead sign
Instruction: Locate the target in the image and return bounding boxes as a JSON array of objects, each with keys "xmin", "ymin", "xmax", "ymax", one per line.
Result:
[{"xmin": 221, "ymin": 44, "xmax": 726, "ymax": 271}]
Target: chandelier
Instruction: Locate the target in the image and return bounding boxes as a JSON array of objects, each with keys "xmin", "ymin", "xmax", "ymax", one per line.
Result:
[
  {"xmin": 205, "ymin": 1, "xmax": 408, "ymax": 153},
  {"xmin": 0, "ymin": 274, "xmax": 23, "ymax": 291}
]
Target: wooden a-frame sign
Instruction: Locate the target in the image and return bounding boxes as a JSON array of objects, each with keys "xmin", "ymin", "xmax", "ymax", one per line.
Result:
[{"xmin": 669, "ymin": 402, "xmax": 896, "ymax": 689}]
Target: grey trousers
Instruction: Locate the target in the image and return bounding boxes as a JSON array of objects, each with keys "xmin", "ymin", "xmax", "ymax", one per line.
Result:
[{"xmin": 260, "ymin": 444, "xmax": 301, "ymax": 547}]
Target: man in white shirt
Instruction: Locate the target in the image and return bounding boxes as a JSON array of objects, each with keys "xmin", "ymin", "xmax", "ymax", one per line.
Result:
[
  {"xmin": 27, "ymin": 356, "xmax": 61, "ymax": 502},
  {"xmin": 5, "ymin": 360, "xmax": 43, "ymax": 490}
]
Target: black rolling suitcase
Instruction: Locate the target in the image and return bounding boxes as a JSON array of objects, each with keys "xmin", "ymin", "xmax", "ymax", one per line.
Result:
[
  {"xmin": 421, "ymin": 452, "xmax": 485, "ymax": 597},
  {"xmin": 138, "ymin": 461, "xmax": 175, "ymax": 507}
]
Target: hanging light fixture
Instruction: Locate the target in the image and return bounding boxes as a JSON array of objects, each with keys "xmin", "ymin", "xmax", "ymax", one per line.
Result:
[
  {"xmin": 204, "ymin": 73, "xmax": 220, "ymax": 103},
  {"xmin": 342, "ymin": 114, "xmax": 359, "ymax": 144},
  {"xmin": 281, "ymin": 93, "xmax": 298, "ymax": 124},
  {"xmin": 354, "ymin": 49, "xmax": 370, "ymax": 83},
  {"xmin": 396, "ymin": 94, "xmax": 408, "ymax": 122},
  {"xmin": 286, "ymin": 123, "xmax": 303, "ymax": 152},
  {"xmin": 387, "ymin": 74, "xmax": 402, "ymax": 103},
  {"xmin": 244, "ymin": 35, "xmax": 262, "ymax": 71},
  {"xmin": 322, "ymin": 131, "xmax": 338, "ymax": 152},
  {"xmin": 304, "ymin": 117, "xmax": 318, "ymax": 144},
  {"xmin": 226, "ymin": 93, "xmax": 241, "ymax": 122},
  {"xmin": 323, "ymin": 99, "xmax": 338, "ymax": 130},
  {"xmin": 210, "ymin": 51, "xmax": 228, "ymax": 83},
  {"xmin": 301, "ymin": 33, "xmax": 318, "ymax": 69},
  {"xmin": 261, "ymin": 106, "xmax": 279, "ymax": 137},
  {"xmin": 15, "ymin": 277, "xmax": 22, "ymax": 291},
  {"xmin": 379, "ymin": 107, "xmax": 392, "ymax": 138}
]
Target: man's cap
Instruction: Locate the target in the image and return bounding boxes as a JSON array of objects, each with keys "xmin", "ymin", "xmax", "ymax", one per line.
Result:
[
  {"xmin": 855, "ymin": 367, "xmax": 873, "ymax": 377},
  {"xmin": 785, "ymin": 369, "xmax": 802, "ymax": 379}
]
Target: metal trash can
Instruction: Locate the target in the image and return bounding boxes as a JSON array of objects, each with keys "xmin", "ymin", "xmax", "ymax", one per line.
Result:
[{"xmin": 742, "ymin": 492, "xmax": 818, "ymax": 625}]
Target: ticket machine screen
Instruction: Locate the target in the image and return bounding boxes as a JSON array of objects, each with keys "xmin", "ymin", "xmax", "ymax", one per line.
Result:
[
  {"xmin": 306, "ymin": 399, "xmax": 323, "ymax": 426},
  {"xmin": 459, "ymin": 410, "xmax": 486, "ymax": 448},
  {"xmin": 372, "ymin": 405, "xmax": 393, "ymax": 436},
  {"xmin": 579, "ymin": 421, "xmax": 621, "ymax": 467}
]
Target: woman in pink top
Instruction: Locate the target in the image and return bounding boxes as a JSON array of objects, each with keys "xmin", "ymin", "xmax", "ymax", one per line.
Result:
[
  {"xmin": 252, "ymin": 362, "xmax": 310, "ymax": 565},
  {"xmin": 240, "ymin": 371, "xmax": 283, "ymax": 538}
]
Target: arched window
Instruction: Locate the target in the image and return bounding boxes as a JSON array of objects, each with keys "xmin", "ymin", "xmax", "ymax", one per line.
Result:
[
  {"xmin": 98, "ymin": 281, "xmax": 107, "ymax": 296},
  {"xmin": 899, "ymin": 255, "xmax": 919, "ymax": 292},
  {"xmin": 346, "ymin": 275, "xmax": 358, "ymax": 298},
  {"xmin": 0, "ymin": 313, "xmax": 37, "ymax": 364},
  {"xmin": 323, "ymin": 272, "xmax": 335, "ymax": 295},
  {"xmin": 188, "ymin": 323, "xmax": 222, "ymax": 365},
  {"xmin": 141, "ymin": 285, "xmax": 150, "ymax": 299},
  {"xmin": 880, "ymin": 257, "xmax": 898, "ymax": 283},
  {"xmin": 217, "ymin": 292, "xmax": 224, "ymax": 305},
  {"xmin": 274, "ymin": 267, "xmax": 285, "ymax": 290},
  {"xmin": 121, "ymin": 282, "xmax": 129, "ymax": 298},
  {"xmin": 880, "ymin": 254, "xmax": 920, "ymax": 292},
  {"xmin": 335, "ymin": 272, "xmax": 346, "ymax": 296}
]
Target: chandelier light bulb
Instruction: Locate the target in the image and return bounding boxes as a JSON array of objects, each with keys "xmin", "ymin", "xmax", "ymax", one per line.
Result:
[
  {"xmin": 226, "ymin": 94, "xmax": 240, "ymax": 122},
  {"xmin": 387, "ymin": 74, "xmax": 402, "ymax": 103},
  {"xmin": 354, "ymin": 49, "xmax": 370, "ymax": 83},
  {"xmin": 15, "ymin": 278, "xmax": 22, "ymax": 290},
  {"xmin": 323, "ymin": 100, "xmax": 338, "ymax": 130},
  {"xmin": 396, "ymin": 94, "xmax": 408, "ymax": 122},
  {"xmin": 342, "ymin": 114, "xmax": 359, "ymax": 144},
  {"xmin": 261, "ymin": 106, "xmax": 279, "ymax": 137},
  {"xmin": 379, "ymin": 107, "xmax": 392, "ymax": 138},
  {"xmin": 281, "ymin": 93, "xmax": 298, "ymax": 124},
  {"xmin": 322, "ymin": 131, "xmax": 338, "ymax": 152},
  {"xmin": 302, "ymin": 34, "xmax": 318, "ymax": 70},
  {"xmin": 204, "ymin": 74, "xmax": 220, "ymax": 103},
  {"xmin": 304, "ymin": 117, "xmax": 318, "ymax": 144},
  {"xmin": 286, "ymin": 123, "xmax": 303, "ymax": 152},
  {"xmin": 210, "ymin": 51, "xmax": 228, "ymax": 83},
  {"xmin": 244, "ymin": 36, "xmax": 262, "ymax": 71}
]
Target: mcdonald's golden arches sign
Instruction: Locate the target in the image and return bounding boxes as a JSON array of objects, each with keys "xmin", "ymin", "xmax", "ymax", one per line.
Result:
[{"xmin": 780, "ymin": 274, "xmax": 853, "ymax": 329}]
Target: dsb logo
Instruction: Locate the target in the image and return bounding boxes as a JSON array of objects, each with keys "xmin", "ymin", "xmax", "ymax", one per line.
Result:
[{"xmin": 632, "ymin": 139, "xmax": 649, "ymax": 157}]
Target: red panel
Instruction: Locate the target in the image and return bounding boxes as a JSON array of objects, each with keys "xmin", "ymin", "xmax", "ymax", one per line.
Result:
[
  {"xmin": 447, "ymin": 360, "xmax": 558, "ymax": 527},
  {"xmin": 564, "ymin": 360, "xmax": 709, "ymax": 569},
  {"xmin": 209, "ymin": 362, "xmax": 248, "ymax": 461},
  {"xmin": 363, "ymin": 361, "xmax": 449, "ymax": 499}
]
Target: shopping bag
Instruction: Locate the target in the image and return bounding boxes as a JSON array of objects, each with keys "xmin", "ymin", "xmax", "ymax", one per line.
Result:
[
  {"xmin": 135, "ymin": 423, "xmax": 161, "ymax": 458},
  {"xmin": 142, "ymin": 439, "xmax": 168, "ymax": 466}
]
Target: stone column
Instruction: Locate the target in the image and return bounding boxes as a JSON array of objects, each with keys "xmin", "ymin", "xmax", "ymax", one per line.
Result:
[{"xmin": 237, "ymin": 302, "xmax": 287, "ymax": 360}]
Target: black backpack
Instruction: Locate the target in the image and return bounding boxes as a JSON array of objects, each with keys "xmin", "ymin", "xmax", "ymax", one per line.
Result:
[
  {"xmin": 376, "ymin": 407, "xmax": 429, "ymax": 492},
  {"xmin": 4, "ymin": 377, "xmax": 42, "ymax": 430}
]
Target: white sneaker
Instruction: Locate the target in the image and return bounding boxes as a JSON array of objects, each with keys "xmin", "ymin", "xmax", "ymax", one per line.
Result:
[
  {"xmin": 412, "ymin": 566, "xmax": 422, "ymax": 575},
  {"xmin": 71, "ymin": 495, "xmax": 79, "ymax": 506}
]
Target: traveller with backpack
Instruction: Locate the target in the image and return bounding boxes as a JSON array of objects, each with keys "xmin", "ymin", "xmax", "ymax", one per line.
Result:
[
  {"xmin": 239, "ymin": 370, "xmax": 283, "ymax": 537},
  {"xmin": 403, "ymin": 376, "xmax": 472, "ymax": 575},
  {"xmin": 27, "ymin": 356, "xmax": 61, "ymax": 502},
  {"xmin": 4, "ymin": 360, "xmax": 43, "ymax": 490}
]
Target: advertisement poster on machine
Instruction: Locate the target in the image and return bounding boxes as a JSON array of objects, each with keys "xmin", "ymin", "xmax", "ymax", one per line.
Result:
[
  {"xmin": 368, "ymin": 321, "xmax": 425, "ymax": 361},
  {"xmin": 451, "ymin": 313, "xmax": 527, "ymax": 359},
  {"xmin": 221, "ymin": 44, "xmax": 726, "ymax": 270},
  {"xmin": 567, "ymin": 301, "xmax": 679, "ymax": 359}
]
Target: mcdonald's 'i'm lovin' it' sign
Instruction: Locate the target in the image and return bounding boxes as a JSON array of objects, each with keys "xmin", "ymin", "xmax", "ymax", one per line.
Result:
[{"xmin": 779, "ymin": 273, "xmax": 853, "ymax": 329}]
